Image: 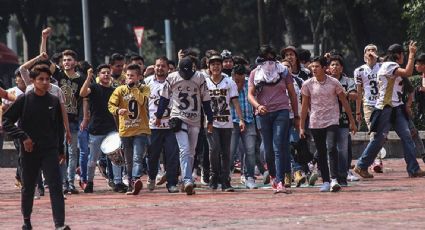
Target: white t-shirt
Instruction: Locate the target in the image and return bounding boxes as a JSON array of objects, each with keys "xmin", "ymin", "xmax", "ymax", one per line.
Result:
[
  {"xmin": 354, "ymin": 63, "xmax": 381, "ymax": 106},
  {"xmin": 205, "ymin": 74, "xmax": 239, "ymax": 128},
  {"xmin": 145, "ymin": 75, "xmax": 171, "ymax": 129},
  {"xmin": 375, "ymin": 62, "xmax": 403, "ymax": 109},
  {"xmin": 161, "ymin": 71, "xmax": 211, "ymax": 127}
]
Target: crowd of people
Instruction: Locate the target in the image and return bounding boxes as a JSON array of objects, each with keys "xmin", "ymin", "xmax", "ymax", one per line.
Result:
[{"xmin": 2, "ymin": 27, "xmax": 425, "ymax": 230}]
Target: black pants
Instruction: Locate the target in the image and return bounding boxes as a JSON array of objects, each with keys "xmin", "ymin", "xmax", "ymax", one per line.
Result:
[
  {"xmin": 310, "ymin": 125, "xmax": 339, "ymax": 183},
  {"xmin": 20, "ymin": 148, "xmax": 65, "ymax": 227}
]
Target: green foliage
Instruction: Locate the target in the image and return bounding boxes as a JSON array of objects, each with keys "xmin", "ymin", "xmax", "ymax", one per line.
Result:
[{"xmin": 403, "ymin": 0, "xmax": 425, "ymax": 52}]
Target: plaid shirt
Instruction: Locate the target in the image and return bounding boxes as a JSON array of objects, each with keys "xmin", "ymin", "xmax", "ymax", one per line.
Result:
[{"xmin": 231, "ymin": 79, "xmax": 254, "ymax": 124}]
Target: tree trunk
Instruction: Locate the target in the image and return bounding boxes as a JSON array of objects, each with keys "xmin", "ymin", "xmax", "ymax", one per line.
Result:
[{"xmin": 257, "ymin": 0, "xmax": 265, "ymax": 46}]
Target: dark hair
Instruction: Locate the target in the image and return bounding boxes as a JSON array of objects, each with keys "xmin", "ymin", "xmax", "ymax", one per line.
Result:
[
  {"xmin": 182, "ymin": 48, "xmax": 199, "ymax": 58},
  {"xmin": 232, "ymin": 65, "xmax": 247, "ymax": 75},
  {"xmin": 126, "ymin": 63, "xmax": 142, "ymax": 75},
  {"xmin": 29, "ymin": 66, "xmax": 52, "ymax": 79},
  {"xmin": 51, "ymin": 52, "xmax": 63, "ymax": 65},
  {"xmin": 205, "ymin": 49, "xmax": 218, "ymax": 59},
  {"xmin": 415, "ymin": 53, "xmax": 425, "ymax": 64},
  {"xmin": 298, "ymin": 49, "xmax": 311, "ymax": 63},
  {"xmin": 130, "ymin": 55, "xmax": 145, "ymax": 64},
  {"xmin": 62, "ymin": 49, "xmax": 78, "ymax": 60},
  {"xmin": 312, "ymin": 56, "xmax": 328, "ymax": 67},
  {"xmin": 259, "ymin": 44, "xmax": 277, "ymax": 60},
  {"xmin": 30, "ymin": 60, "xmax": 51, "ymax": 70},
  {"xmin": 110, "ymin": 53, "xmax": 124, "ymax": 65},
  {"xmin": 168, "ymin": 60, "xmax": 176, "ymax": 67},
  {"xmin": 329, "ymin": 55, "xmax": 344, "ymax": 68},
  {"xmin": 78, "ymin": 61, "xmax": 92, "ymax": 74},
  {"xmin": 155, "ymin": 56, "xmax": 169, "ymax": 65},
  {"xmin": 200, "ymin": 57, "xmax": 208, "ymax": 69},
  {"xmin": 233, "ymin": 55, "xmax": 249, "ymax": 65},
  {"xmin": 96, "ymin": 64, "xmax": 110, "ymax": 73},
  {"xmin": 383, "ymin": 53, "xmax": 399, "ymax": 62}
]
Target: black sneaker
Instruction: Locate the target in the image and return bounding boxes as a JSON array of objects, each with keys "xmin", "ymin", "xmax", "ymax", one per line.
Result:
[
  {"xmin": 55, "ymin": 225, "xmax": 71, "ymax": 230},
  {"xmin": 38, "ymin": 187, "xmax": 45, "ymax": 196},
  {"xmin": 107, "ymin": 179, "xmax": 115, "ymax": 190},
  {"xmin": 68, "ymin": 184, "xmax": 79, "ymax": 194},
  {"xmin": 22, "ymin": 223, "xmax": 32, "ymax": 230},
  {"xmin": 114, "ymin": 183, "xmax": 128, "ymax": 193},
  {"xmin": 222, "ymin": 181, "xmax": 235, "ymax": 192},
  {"xmin": 209, "ymin": 176, "xmax": 218, "ymax": 190},
  {"xmin": 84, "ymin": 182, "xmax": 93, "ymax": 193},
  {"xmin": 167, "ymin": 185, "xmax": 179, "ymax": 193}
]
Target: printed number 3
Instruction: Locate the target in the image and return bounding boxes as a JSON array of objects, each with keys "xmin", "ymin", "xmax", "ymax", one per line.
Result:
[{"xmin": 177, "ymin": 92, "xmax": 198, "ymax": 111}]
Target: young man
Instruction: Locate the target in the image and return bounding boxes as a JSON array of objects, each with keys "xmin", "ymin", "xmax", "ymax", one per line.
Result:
[
  {"xmin": 354, "ymin": 44, "xmax": 384, "ymax": 173},
  {"xmin": 3, "ymin": 66, "xmax": 70, "ymax": 230},
  {"xmin": 300, "ymin": 56, "xmax": 357, "ymax": 192},
  {"xmin": 155, "ymin": 57, "xmax": 214, "ymax": 195},
  {"xmin": 329, "ymin": 55, "xmax": 357, "ymax": 186},
  {"xmin": 221, "ymin": 49, "xmax": 234, "ymax": 76},
  {"xmin": 355, "ymin": 42, "xmax": 425, "ymax": 178},
  {"xmin": 79, "ymin": 65, "xmax": 117, "ymax": 193},
  {"xmin": 205, "ymin": 55, "xmax": 245, "ymax": 192},
  {"xmin": 230, "ymin": 65, "xmax": 257, "ymax": 189},
  {"xmin": 109, "ymin": 53, "xmax": 126, "ymax": 87},
  {"xmin": 145, "ymin": 57, "xmax": 179, "ymax": 193},
  {"xmin": 108, "ymin": 64, "xmax": 150, "ymax": 195}
]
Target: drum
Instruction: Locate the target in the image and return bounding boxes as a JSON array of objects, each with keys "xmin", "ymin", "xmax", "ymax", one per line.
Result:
[{"xmin": 100, "ymin": 132, "xmax": 125, "ymax": 166}]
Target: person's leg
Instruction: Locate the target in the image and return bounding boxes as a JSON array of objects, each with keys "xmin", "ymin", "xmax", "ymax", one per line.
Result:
[
  {"xmin": 259, "ymin": 113, "xmax": 276, "ymax": 179},
  {"xmin": 206, "ymin": 127, "xmax": 220, "ymax": 187},
  {"xmin": 78, "ymin": 127, "xmax": 89, "ymax": 183},
  {"xmin": 393, "ymin": 107, "xmax": 420, "ymax": 175},
  {"xmin": 41, "ymin": 150, "xmax": 65, "ymax": 228},
  {"xmin": 272, "ymin": 110, "xmax": 291, "ymax": 183},
  {"xmin": 67, "ymin": 122, "xmax": 79, "ymax": 190},
  {"xmin": 121, "ymin": 137, "xmax": 134, "ymax": 180},
  {"xmin": 87, "ymin": 134, "xmax": 107, "ymax": 183},
  {"xmin": 163, "ymin": 129, "xmax": 179, "ymax": 187},
  {"xmin": 219, "ymin": 128, "xmax": 233, "ymax": 189},
  {"xmin": 230, "ymin": 123, "xmax": 241, "ymax": 173},
  {"xmin": 132, "ymin": 135, "xmax": 148, "ymax": 179},
  {"xmin": 176, "ymin": 123, "xmax": 199, "ymax": 185},
  {"xmin": 311, "ymin": 128, "xmax": 330, "ymax": 183},
  {"xmin": 335, "ymin": 128, "xmax": 349, "ymax": 183},
  {"xmin": 20, "ymin": 152, "xmax": 41, "ymax": 226},
  {"xmin": 241, "ymin": 123, "xmax": 257, "ymax": 178},
  {"xmin": 357, "ymin": 107, "xmax": 392, "ymax": 169},
  {"xmin": 147, "ymin": 130, "xmax": 163, "ymax": 181},
  {"xmin": 326, "ymin": 125, "xmax": 339, "ymax": 180}
]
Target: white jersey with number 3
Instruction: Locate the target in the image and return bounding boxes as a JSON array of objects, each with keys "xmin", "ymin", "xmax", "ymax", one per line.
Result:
[
  {"xmin": 161, "ymin": 71, "xmax": 211, "ymax": 127},
  {"xmin": 205, "ymin": 75, "xmax": 239, "ymax": 128},
  {"xmin": 354, "ymin": 63, "xmax": 381, "ymax": 106},
  {"xmin": 145, "ymin": 75, "xmax": 171, "ymax": 129}
]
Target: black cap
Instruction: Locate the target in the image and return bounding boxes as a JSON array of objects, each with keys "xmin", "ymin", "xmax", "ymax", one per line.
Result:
[
  {"xmin": 178, "ymin": 57, "xmax": 195, "ymax": 80},
  {"xmin": 387, "ymin": 44, "xmax": 404, "ymax": 54}
]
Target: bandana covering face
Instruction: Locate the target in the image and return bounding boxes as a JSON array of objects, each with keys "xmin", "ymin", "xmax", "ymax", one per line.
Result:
[{"xmin": 254, "ymin": 61, "xmax": 287, "ymax": 85}]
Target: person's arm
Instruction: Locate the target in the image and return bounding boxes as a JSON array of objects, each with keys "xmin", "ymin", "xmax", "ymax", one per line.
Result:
[
  {"xmin": 395, "ymin": 41, "xmax": 417, "ymax": 77},
  {"xmin": 40, "ymin": 27, "xmax": 51, "ymax": 54},
  {"xmin": 287, "ymin": 82, "xmax": 300, "ymax": 131},
  {"xmin": 79, "ymin": 98, "xmax": 90, "ymax": 131},
  {"xmin": 0, "ymin": 87, "xmax": 16, "ymax": 102},
  {"xmin": 355, "ymin": 84, "xmax": 363, "ymax": 123},
  {"xmin": 299, "ymin": 94, "xmax": 310, "ymax": 139},
  {"xmin": 20, "ymin": 53, "xmax": 49, "ymax": 86},
  {"xmin": 405, "ymin": 92, "xmax": 414, "ymax": 118},
  {"xmin": 338, "ymin": 92, "xmax": 357, "ymax": 135},
  {"xmin": 231, "ymin": 97, "xmax": 245, "ymax": 132},
  {"xmin": 80, "ymin": 68, "xmax": 93, "ymax": 97},
  {"xmin": 108, "ymin": 88, "xmax": 122, "ymax": 116}
]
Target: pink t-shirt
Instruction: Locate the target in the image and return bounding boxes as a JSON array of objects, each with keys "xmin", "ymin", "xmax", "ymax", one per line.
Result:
[
  {"xmin": 301, "ymin": 76, "xmax": 345, "ymax": 129},
  {"xmin": 248, "ymin": 68, "xmax": 293, "ymax": 113}
]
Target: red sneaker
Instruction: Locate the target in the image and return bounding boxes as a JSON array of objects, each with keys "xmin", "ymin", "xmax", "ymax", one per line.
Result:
[{"xmin": 372, "ymin": 159, "xmax": 383, "ymax": 173}]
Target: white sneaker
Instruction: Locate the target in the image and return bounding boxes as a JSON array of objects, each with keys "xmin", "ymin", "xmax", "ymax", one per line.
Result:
[
  {"xmin": 240, "ymin": 175, "xmax": 246, "ymax": 185},
  {"xmin": 34, "ymin": 188, "xmax": 40, "ymax": 200},
  {"xmin": 254, "ymin": 166, "xmax": 261, "ymax": 176},
  {"xmin": 347, "ymin": 170, "xmax": 360, "ymax": 182},
  {"xmin": 245, "ymin": 177, "xmax": 258, "ymax": 189},
  {"xmin": 330, "ymin": 179, "xmax": 341, "ymax": 192},
  {"xmin": 319, "ymin": 182, "xmax": 330, "ymax": 192}
]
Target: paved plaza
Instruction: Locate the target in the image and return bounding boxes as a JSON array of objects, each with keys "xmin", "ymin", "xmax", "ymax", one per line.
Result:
[{"xmin": 1, "ymin": 159, "xmax": 425, "ymax": 229}]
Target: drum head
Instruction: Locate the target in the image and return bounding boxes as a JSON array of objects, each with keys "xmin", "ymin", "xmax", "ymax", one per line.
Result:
[{"xmin": 100, "ymin": 132, "xmax": 121, "ymax": 154}]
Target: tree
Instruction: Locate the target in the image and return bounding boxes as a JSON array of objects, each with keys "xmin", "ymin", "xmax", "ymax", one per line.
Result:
[{"xmin": 403, "ymin": 0, "xmax": 425, "ymax": 52}]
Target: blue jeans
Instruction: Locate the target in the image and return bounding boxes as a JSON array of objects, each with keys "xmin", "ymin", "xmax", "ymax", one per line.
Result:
[
  {"xmin": 289, "ymin": 123, "xmax": 307, "ymax": 172},
  {"xmin": 65, "ymin": 121, "xmax": 79, "ymax": 186},
  {"xmin": 357, "ymin": 106, "xmax": 420, "ymax": 175},
  {"xmin": 259, "ymin": 109, "xmax": 291, "ymax": 183},
  {"xmin": 175, "ymin": 122, "xmax": 200, "ymax": 185},
  {"xmin": 87, "ymin": 134, "xmax": 108, "ymax": 182},
  {"xmin": 147, "ymin": 129, "xmax": 179, "ymax": 187},
  {"xmin": 121, "ymin": 135, "xmax": 148, "ymax": 180},
  {"xmin": 231, "ymin": 122, "xmax": 257, "ymax": 178},
  {"xmin": 78, "ymin": 128, "xmax": 89, "ymax": 182},
  {"xmin": 336, "ymin": 128, "xmax": 349, "ymax": 180}
]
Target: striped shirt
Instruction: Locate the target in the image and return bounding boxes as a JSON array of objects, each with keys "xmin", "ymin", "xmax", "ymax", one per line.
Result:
[{"xmin": 231, "ymin": 78, "xmax": 254, "ymax": 124}]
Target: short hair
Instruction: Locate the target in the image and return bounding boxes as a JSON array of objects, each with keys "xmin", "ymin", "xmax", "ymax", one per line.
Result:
[
  {"xmin": 51, "ymin": 52, "xmax": 63, "ymax": 65},
  {"xmin": 126, "ymin": 63, "xmax": 142, "ymax": 75},
  {"xmin": 155, "ymin": 56, "xmax": 169, "ymax": 65},
  {"xmin": 130, "ymin": 55, "xmax": 145, "ymax": 63},
  {"xmin": 96, "ymin": 64, "xmax": 110, "ymax": 73},
  {"xmin": 416, "ymin": 53, "xmax": 425, "ymax": 64},
  {"xmin": 168, "ymin": 60, "xmax": 176, "ymax": 67},
  {"xmin": 232, "ymin": 65, "xmax": 247, "ymax": 75},
  {"xmin": 312, "ymin": 56, "xmax": 328, "ymax": 67},
  {"xmin": 233, "ymin": 55, "xmax": 249, "ymax": 65},
  {"xmin": 298, "ymin": 49, "xmax": 311, "ymax": 63},
  {"xmin": 29, "ymin": 66, "xmax": 52, "ymax": 79},
  {"xmin": 62, "ymin": 49, "xmax": 78, "ymax": 60},
  {"xmin": 329, "ymin": 55, "xmax": 344, "ymax": 68},
  {"xmin": 110, "ymin": 53, "xmax": 124, "ymax": 65},
  {"xmin": 78, "ymin": 61, "xmax": 92, "ymax": 74},
  {"xmin": 30, "ymin": 60, "xmax": 51, "ymax": 70}
]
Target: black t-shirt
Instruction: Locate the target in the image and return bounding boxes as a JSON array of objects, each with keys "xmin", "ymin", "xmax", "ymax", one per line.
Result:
[
  {"xmin": 88, "ymin": 83, "xmax": 116, "ymax": 135},
  {"xmin": 53, "ymin": 67, "xmax": 85, "ymax": 122}
]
